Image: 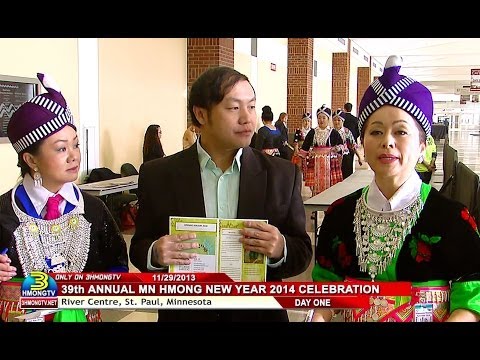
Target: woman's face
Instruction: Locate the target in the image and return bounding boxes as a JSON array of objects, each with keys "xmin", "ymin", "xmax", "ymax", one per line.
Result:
[
  {"xmin": 332, "ymin": 116, "xmax": 343, "ymax": 130},
  {"xmin": 27, "ymin": 125, "xmax": 81, "ymax": 192},
  {"xmin": 363, "ymin": 105, "xmax": 425, "ymax": 182},
  {"xmin": 317, "ymin": 113, "xmax": 329, "ymax": 129},
  {"xmin": 157, "ymin": 127, "xmax": 162, "ymax": 138},
  {"xmin": 302, "ymin": 118, "xmax": 310, "ymax": 129}
]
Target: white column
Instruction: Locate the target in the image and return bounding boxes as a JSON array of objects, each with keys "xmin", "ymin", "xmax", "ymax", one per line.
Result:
[{"xmin": 77, "ymin": 38, "xmax": 99, "ymax": 183}]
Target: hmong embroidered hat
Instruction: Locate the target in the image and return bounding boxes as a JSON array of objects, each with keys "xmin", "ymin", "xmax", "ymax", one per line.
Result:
[
  {"xmin": 316, "ymin": 104, "xmax": 331, "ymax": 118},
  {"xmin": 333, "ymin": 109, "xmax": 345, "ymax": 121},
  {"xmin": 302, "ymin": 112, "xmax": 312, "ymax": 121},
  {"xmin": 358, "ymin": 55, "xmax": 433, "ymax": 136},
  {"xmin": 7, "ymin": 73, "xmax": 75, "ymax": 153}
]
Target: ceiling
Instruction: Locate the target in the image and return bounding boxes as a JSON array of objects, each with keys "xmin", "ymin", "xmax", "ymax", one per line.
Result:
[{"xmin": 350, "ymin": 38, "xmax": 480, "ymax": 99}]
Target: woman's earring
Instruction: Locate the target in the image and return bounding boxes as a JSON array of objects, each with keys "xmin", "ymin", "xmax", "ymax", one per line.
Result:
[{"xmin": 33, "ymin": 168, "xmax": 42, "ymax": 187}]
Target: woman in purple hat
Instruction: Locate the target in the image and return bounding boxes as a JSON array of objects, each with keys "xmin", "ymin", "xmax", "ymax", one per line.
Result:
[
  {"xmin": 0, "ymin": 73, "xmax": 128, "ymax": 322},
  {"xmin": 308, "ymin": 56, "xmax": 480, "ymax": 322}
]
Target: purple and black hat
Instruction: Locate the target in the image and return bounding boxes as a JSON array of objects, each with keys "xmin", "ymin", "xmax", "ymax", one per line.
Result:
[
  {"xmin": 7, "ymin": 73, "xmax": 75, "ymax": 153},
  {"xmin": 316, "ymin": 104, "xmax": 332, "ymax": 118},
  {"xmin": 332, "ymin": 109, "xmax": 345, "ymax": 121},
  {"xmin": 358, "ymin": 55, "xmax": 433, "ymax": 136}
]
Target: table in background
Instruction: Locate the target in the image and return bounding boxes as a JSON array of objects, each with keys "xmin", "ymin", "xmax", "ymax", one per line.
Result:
[
  {"xmin": 78, "ymin": 175, "xmax": 138, "ymax": 196},
  {"xmin": 303, "ymin": 169, "xmax": 374, "ymax": 242},
  {"xmin": 79, "ymin": 175, "xmax": 139, "ymax": 228}
]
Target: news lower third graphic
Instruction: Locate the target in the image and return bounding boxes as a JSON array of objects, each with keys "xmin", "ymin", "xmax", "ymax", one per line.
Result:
[
  {"xmin": 18, "ymin": 272, "xmax": 413, "ymax": 311},
  {"xmin": 20, "ymin": 271, "xmax": 58, "ymax": 309}
]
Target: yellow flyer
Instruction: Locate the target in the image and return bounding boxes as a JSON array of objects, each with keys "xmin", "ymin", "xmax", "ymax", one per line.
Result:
[
  {"xmin": 169, "ymin": 217, "xmax": 219, "ymax": 273},
  {"xmin": 218, "ymin": 219, "xmax": 267, "ymax": 282},
  {"xmin": 169, "ymin": 216, "xmax": 267, "ymax": 282}
]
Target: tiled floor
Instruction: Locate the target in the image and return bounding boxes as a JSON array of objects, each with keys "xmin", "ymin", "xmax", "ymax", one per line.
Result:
[
  {"xmin": 440, "ymin": 129, "xmax": 480, "ymax": 174},
  {"xmin": 102, "ymin": 127, "xmax": 479, "ymax": 322}
]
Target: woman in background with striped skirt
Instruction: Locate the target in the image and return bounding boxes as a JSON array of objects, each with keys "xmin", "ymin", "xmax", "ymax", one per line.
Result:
[{"xmin": 299, "ymin": 105, "xmax": 343, "ymax": 196}]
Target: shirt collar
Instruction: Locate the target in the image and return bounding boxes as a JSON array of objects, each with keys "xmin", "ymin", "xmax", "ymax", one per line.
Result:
[
  {"xmin": 23, "ymin": 173, "xmax": 83, "ymax": 214},
  {"xmin": 367, "ymin": 172, "xmax": 422, "ymax": 211},
  {"xmin": 196, "ymin": 136, "xmax": 243, "ymax": 172}
]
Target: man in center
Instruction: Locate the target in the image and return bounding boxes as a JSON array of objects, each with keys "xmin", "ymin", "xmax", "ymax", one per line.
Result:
[{"xmin": 129, "ymin": 66, "xmax": 312, "ymax": 322}]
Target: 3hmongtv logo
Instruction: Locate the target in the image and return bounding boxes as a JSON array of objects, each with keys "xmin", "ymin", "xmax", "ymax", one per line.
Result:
[{"xmin": 20, "ymin": 271, "xmax": 58, "ymax": 309}]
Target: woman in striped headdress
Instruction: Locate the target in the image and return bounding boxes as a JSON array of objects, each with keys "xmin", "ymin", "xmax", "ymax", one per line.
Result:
[
  {"xmin": 0, "ymin": 73, "xmax": 128, "ymax": 322},
  {"xmin": 299, "ymin": 105, "xmax": 344, "ymax": 196}
]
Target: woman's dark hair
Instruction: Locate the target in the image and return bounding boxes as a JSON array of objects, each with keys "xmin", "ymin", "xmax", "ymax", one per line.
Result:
[
  {"xmin": 18, "ymin": 140, "xmax": 43, "ymax": 177},
  {"xmin": 143, "ymin": 124, "xmax": 165, "ymax": 163},
  {"xmin": 187, "ymin": 66, "xmax": 254, "ymax": 127},
  {"xmin": 261, "ymin": 105, "xmax": 274, "ymax": 122},
  {"xmin": 277, "ymin": 112, "xmax": 287, "ymax": 122}
]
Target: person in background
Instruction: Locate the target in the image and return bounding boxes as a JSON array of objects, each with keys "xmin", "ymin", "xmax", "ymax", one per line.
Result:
[
  {"xmin": 183, "ymin": 124, "xmax": 198, "ymax": 150},
  {"xmin": 299, "ymin": 105, "xmax": 344, "ymax": 195},
  {"xmin": 309, "ymin": 55, "xmax": 480, "ymax": 322},
  {"xmin": 292, "ymin": 113, "xmax": 312, "ymax": 170},
  {"xmin": 443, "ymin": 117, "xmax": 450, "ymax": 131},
  {"xmin": 129, "ymin": 66, "xmax": 312, "ymax": 322},
  {"xmin": 255, "ymin": 105, "xmax": 283, "ymax": 157},
  {"xmin": 343, "ymin": 102, "xmax": 361, "ymax": 177},
  {"xmin": 343, "ymin": 102, "xmax": 360, "ymax": 143},
  {"xmin": 275, "ymin": 112, "xmax": 293, "ymax": 161},
  {"xmin": 275, "ymin": 112, "xmax": 288, "ymax": 144},
  {"xmin": 332, "ymin": 109, "xmax": 363, "ymax": 179},
  {"xmin": 0, "ymin": 73, "xmax": 128, "ymax": 322},
  {"xmin": 415, "ymin": 133, "xmax": 437, "ymax": 184},
  {"xmin": 143, "ymin": 124, "xmax": 165, "ymax": 163}
]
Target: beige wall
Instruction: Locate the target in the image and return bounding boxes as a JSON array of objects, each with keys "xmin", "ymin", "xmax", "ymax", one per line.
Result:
[
  {"xmin": 256, "ymin": 39, "xmax": 288, "ymax": 124},
  {"xmin": 234, "ymin": 52, "xmax": 252, "ymax": 80},
  {"xmin": 98, "ymin": 38, "xmax": 187, "ymax": 173},
  {"xmin": 234, "ymin": 38, "xmax": 288, "ymax": 131},
  {"xmin": 313, "ymin": 39, "xmax": 334, "ymax": 128},
  {"xmin": 234, "ymin": 38, "xmax": 252, "ymax": 79},
  {"xmin": 0, "ymin": 38, "xmax": 79, "ymax": 195},
  {"xmin": 234, "ymin": 38, "xmax": 258, "ymax": 130}
]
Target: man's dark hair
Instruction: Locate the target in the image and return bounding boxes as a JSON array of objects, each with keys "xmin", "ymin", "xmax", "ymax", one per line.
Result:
[
  {"xmin": 344, "ymin": 102, "xmax": 353, "ymax": 112},
  {"xmin": 188, "ymin": 66, "xmax": 254, "ymax": 127}
]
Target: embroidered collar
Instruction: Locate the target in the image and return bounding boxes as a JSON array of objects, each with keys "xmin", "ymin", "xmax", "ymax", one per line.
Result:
[
  {"xmin": 367, "ymin": 172, "xmax": 422, "ymax": 211},
  {"xmin": 22, "ymin": 174, "xmax": 84, "ymax": 215}
]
